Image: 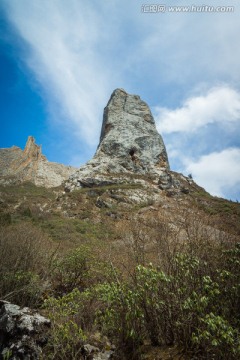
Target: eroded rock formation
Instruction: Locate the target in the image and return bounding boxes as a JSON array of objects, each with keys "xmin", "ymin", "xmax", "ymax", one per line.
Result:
[
  {"xmin": 0, "ymin": 136, "xmax": 76, "ymax": 188},
  {"xmin": 66, "ymin": 89, "xmax": 170, "ymax": 191}
]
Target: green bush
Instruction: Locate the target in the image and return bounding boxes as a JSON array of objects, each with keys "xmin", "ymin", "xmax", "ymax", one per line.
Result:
[
  {"xmin": 52, "ymin": 246, "xmax": 91, "ymax": 294},
  {"xmin": 93, "ymin": 246, "xmax": 240, "ymax": 359},
  {"xmin": 192, "ymin": 313, "xmax": 240, "ymax": 359},
  {"xmin": 43, "ymin": 289, "xmax": 88, "ymax": 359},
  {"xmin": 95, "ymin": 281, "xmax": 144, "ymax": 355},
  {"xmin": 41, "ymin": 241, "xmax": 240, "ymax": 359}
]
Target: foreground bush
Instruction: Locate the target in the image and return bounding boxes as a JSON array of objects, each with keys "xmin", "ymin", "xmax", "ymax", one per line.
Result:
[
  {"xmin": 43, "ymin": 290, "xmax": 88, "ymax": 359},
  {"xmin": 43, "ymin": 241, "xmax": 240, "ymax": 359},
  {"xmin": 0, "ymin": 223, "xmax": 53, "ymax": 306}
]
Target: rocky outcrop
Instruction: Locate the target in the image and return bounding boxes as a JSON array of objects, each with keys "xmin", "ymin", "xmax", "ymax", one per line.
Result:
[
  {"xmin": 0, "ymin": 136, "xmax": 76, "ymax": 188},
  {"xmin": 0, "ymin": 300, "xmax": 50, "ymax": 359},
  {"xmin": 65, "ymin": 89, "xmax": 169, "ymax": 191}
]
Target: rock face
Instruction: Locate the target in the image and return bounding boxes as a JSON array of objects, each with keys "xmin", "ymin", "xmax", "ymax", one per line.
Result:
[
  {"xmin": 0, "ymin": 300, "xmax": 50, "ymax": 359},
  {"xmin": 0, "ymin": 136, "xmax": 76, "ymax": 188},
  {"xmin": 66, "ymin": 89, "xmax": 169, "ymax": 191}
]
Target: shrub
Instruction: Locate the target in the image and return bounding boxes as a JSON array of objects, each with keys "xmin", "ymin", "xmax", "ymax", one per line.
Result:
[
  {"xmin": 134, "ymin": 264, "xmax": 173, "ymax": 346},
  {"xmin": 43, "ymin": 289, "xmax": 88, "ymax": 359},
  {"xmin": 51, "ymin": 246, "xmax": 93, "ymax": 295},
  {"xmin": 192, "ymin": 313, "xmax": 240, "ymax": 359},
  {"xmin": 95, "ymin": 281, "xmax": 144, "ymax": 356},
  {"xmin": 0, "ymin": 222, "xmax": 54, "ymax": 306}
]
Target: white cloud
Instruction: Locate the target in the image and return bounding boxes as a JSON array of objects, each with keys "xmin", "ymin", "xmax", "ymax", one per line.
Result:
[
  {"xmin": 155, "ymin": 86, "xmax": 240, "ymax": 134},
  {"xmin": 155, "ymin": 86, "xmax": 240, "ymax": 199},
  {"xmin": 184, "ymin": 148, "xmax": 240, "ymax": 198}
]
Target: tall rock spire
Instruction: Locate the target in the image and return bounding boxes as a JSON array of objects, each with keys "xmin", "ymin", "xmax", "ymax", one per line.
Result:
[
  {"xmin": 97, "ymin": 88, "xmax": 169, "ymax": 171},
  {"xmin": 66, "ymin": 89, "xmax": 170, "ymax": 191}
]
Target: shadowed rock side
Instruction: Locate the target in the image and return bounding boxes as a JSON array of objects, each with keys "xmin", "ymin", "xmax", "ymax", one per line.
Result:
[
  {"xmin": 0, "ymin": 136, "xmax": 76, "ymax": 188},
  {"xmin": 66, "ymin": 89, "xmax": 170, "ymax": 191}
]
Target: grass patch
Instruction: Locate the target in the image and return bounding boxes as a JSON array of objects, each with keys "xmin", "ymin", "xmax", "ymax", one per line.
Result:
[
  {"xmin": 192, "ymin": 190, "xmax": 240, "ymax": 216},
  {"xmin": 0, "ymin": 182, "xmax": 55, "ymax": 201},
  {"xmin": 40, "ymin": 216, "xmax": 113, "ymax": 244}
]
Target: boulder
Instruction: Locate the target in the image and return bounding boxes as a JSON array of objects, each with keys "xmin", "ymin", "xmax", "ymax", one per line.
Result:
[{"xmin": 0, "ymin": 300, "xmax": 50, "ymax": 360}]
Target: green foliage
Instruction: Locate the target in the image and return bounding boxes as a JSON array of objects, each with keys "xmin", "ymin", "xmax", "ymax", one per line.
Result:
[
  {"xmin": 92, "ymin": 247, "xmax": 240, "ymax": 359},
  {"xmin": 95, "ymin": 281, "xmax": 144, "ymax": 353},
  {"xmin": 43, "ymin": 289, "xmax": 89, "ymax": 359},
  {"xmin": 135, "ymin": 264, "xmax": 173, "ymax": 346},
  {"xmin": 40, "ymin": 239, "xmax": 240, "ymax": 359},
  {"xmin": 2, "ymin": 349, "xmax": 12, "ymax": 360},
  {"xmin": 192, "ymin": 313, "xmax": 240, "ymax": 359},
  {"xmin": 0, "ymin": 182, "xmax": 55, "ymax": 199},
  {"xmin": 40, "ymin": 217, "xmax": 111, "ymax": 243},
  {"xmin": 52, "ymin": 246, "xmax": 92, "ymax": 294}
]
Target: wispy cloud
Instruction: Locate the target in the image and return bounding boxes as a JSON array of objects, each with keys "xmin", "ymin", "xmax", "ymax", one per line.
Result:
[{"xmin": 2, "ymin": 0, "xmax": 122, "ymax": 146}]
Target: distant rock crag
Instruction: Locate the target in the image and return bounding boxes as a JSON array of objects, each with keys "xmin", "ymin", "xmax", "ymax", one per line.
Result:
[
  {"xmin": 0, "ymin": 136, "xmax": 76, "ymax": 188},
  {"xmin": 66, "ymin": 89, "xmax": 170, "ymax": 191}
]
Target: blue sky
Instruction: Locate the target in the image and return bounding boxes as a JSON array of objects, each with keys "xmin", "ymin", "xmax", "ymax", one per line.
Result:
[{"xmin": 0, "ymin": 0, "xmax": 240, "ymax": 200}]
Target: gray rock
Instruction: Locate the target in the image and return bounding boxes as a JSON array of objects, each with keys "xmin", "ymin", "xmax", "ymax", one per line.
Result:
[
  {"xmin": 81, "ymin": 343, "xmax": 114, "ymax": 360},
  {"xmin": 158, "ymin": 172, "xmax": 172, "ymax": 190},
  {"xmin": 95, "ymin": 198, "xmax": 112, "ymax": 209},
  {"xmin": 0, "ymin": 300, "xmax": 50, "ymax": 360},
  {"xmin": 65, "ymin": 89, "xmax": 169, "ymax": 191}
]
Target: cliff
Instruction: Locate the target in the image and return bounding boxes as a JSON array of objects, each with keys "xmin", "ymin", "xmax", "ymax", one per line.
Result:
[{"xmin": 0, "ymin": 136, "xmax": 76, "ymax": 188}]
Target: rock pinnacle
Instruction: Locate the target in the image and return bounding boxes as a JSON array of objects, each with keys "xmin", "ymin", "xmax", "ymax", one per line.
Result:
[{"xmin": 66, "ymin": 89, "xmax": 170, "ymax": 190}]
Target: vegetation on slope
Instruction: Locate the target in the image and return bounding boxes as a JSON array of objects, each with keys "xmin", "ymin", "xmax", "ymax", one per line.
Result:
[{"xmin": 0, "ymin": 182, "xmax": 240, "ymax": 359}]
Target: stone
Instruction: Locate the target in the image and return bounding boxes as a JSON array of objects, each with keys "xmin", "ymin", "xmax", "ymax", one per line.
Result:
[
  {"xmin": 0, "ymin": 136, "xmax": 76, "ymax": 188},
  {"xmin": 158, "ymin": 172, "xmax": 172, "ymax": 190},
  {"xmin": 95, "ymin": 198, "xmax": 112, "ymax": 209},
  {"xmin": 81, "ymin": 343, "xmax": 114, "ymax": 360},
  {"xmin": 65, "ymin": 89, "xmax": 169, "ymax": 191},
  {"xmin": 0, "ymin": 300, "xmax": 50, "ymax": 360}
]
